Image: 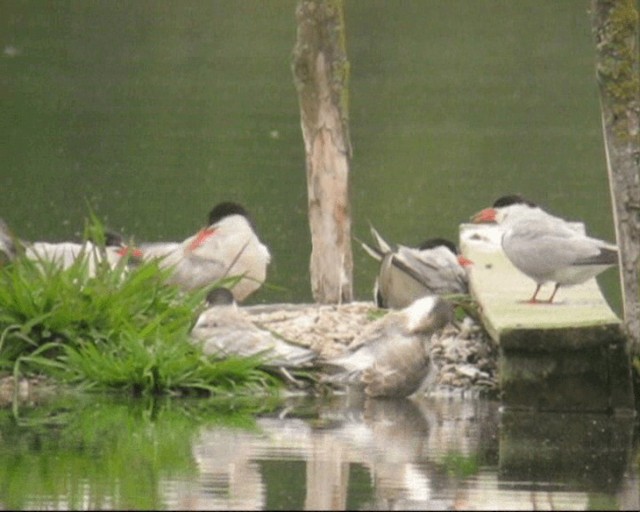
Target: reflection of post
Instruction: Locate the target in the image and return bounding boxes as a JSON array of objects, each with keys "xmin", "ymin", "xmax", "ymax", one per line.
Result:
[
  {"xmin": 304, "ymin": 433, "xmax": 349, "ymax": 510},
  {"xmin": 292, "ymin": 0, "xmax": 353, "ymax": 304},
  {"xmin": 590, "ymin": 0, "xmax": 640, "ymax": 353},
  {"xmin": 189, "ymin": 429, "xmax": 266, "ymax": 510}
]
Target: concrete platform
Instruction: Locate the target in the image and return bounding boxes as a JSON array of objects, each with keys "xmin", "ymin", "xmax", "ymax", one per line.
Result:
[{"xmin": 459, "ymin": 223, "xmax": 635, "ymax": 413}]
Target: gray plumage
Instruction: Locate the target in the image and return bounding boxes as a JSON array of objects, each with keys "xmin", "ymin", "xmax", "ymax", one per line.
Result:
[
  {"xmin": 358, "ymin": 225, "xmax": 470, "ymax": 309},
  {"xmin": 191, "ymin": 288, "xmax": 316, "ymax": 369},
  {"xmin": 474, "ymin": 195, "xmax": 619, "ymax": 303},
  {"xmin": 322, "ymin": 296, "xmax": 454, "ymax": 398}
]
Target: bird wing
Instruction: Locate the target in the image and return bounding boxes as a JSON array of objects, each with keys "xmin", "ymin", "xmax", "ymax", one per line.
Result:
[
  {"xmin": 139, "ymin": 242, "xmax": 183, "ymax": 265},
  {"xmin": 361, "ymin": 333, "xmax": 431, "ymax": 398},
  {"xmin": 347, "ymin": 309, "xmax": 405, "ymax": 349},
  {"xmin": 391, "ymin": 246, "xmax": 468, "ymax": 294},
  {"xmin": 355, "ymin": 236, "xmax": 384, "ymax": 261},
  {"xmin": 503, "ymin": 216, "xmax": 617, "ymax": 280},
  {"xmin": 322, "ymin": 310, "xmax": 432, "ymax": 397},
  {"xmin": 27, "ymin": 242, "xmax": 85, "ymax": 268},
  {"xmin": 192, "ymin": 306, "xmax": 315, "ymax": 367}
]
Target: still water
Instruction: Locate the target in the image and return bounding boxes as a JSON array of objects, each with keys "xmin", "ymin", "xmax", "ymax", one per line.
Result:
[
  {"xmin": 0, "ymin": 0, "xmax": 621, "ymax": 310},
  {"xmin": 1, "ymin": 393, "xmax": 638, "ymax": 510},
  {"xmin": 1, "ymin": 1, "xmax": 635, "ymax": 509}
]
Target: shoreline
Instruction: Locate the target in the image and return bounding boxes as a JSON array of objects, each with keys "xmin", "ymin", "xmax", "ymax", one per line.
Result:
[{"xmin": 1, "ymin": 301, "xmax": 499, "ymax": 407}]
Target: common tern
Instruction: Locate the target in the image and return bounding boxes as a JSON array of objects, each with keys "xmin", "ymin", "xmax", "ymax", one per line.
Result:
[
  {"xmin": 358, "ymin": 226, "xmax": 471, "ymax": 309},
  {"xmin": 191, "ymin": 287, "xmax": 316, "ymax": 369},
  {"xmin": 471, "ymin": 195, "xmax": 618, "ymax": 303},
  {"xmin": 135, "ymin": 202, "xmax": 271, "ymax": 301}
]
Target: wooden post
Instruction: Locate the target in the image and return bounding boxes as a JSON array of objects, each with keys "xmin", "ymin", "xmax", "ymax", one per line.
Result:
[
  {"xmin": 292, "ymin": 0, "xmax": 353, "ymax": 304},
  {"xmin": 591, "ymin": 0, "xmax": 640, "ymax": 354}
]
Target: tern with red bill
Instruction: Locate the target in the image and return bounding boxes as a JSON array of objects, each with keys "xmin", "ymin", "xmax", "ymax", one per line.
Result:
[
  {"xmin": 471, "ymin": 195, "xmax": 618, "ymax": 304},
  {"xmin": 137, "ymin": 202, "xmax": 271, "ymax": 301},
  {"xmin": 358, "ymin": 225, "xmax": 472, "ymax": 309},
  {"xmin": 0, "ymin": 218, "xmax": 134, "ymax": 275}
]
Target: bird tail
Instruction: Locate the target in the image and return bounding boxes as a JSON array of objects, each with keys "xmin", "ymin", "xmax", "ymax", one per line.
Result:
[
  {"xmin": 369, "ymin": 224, "xmax": 392, "ymax": 253},
  {"xmin": 354, "ymin": 235, "xmax": 384, "ymax": 261},
  {"xmin": 354, "ymin": 223, "xmax": 393, "ymax": 262},
  {"xmin": 275, "ymin": 346, "xmax": 317, "ymax": 368},
  {"xmin": 574, "ymin": 246, "xmax": 618, "ymax": 266}
]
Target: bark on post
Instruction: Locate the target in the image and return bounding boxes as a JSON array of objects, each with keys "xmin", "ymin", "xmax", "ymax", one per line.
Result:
[
  {"xmin": 591, "ymin": 0, "xmax": 640, "ymax": 354},
  {"xmin": 292, "ymin": 0, "xmax": 353, "ymax": 304}
]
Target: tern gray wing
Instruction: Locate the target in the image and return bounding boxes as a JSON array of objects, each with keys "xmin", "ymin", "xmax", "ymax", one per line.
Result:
[
  {"xmin": 191, "ymin": 305, "xmax": 316, "ymax": 368},
  {"xmin": 391, "ymin": 246, "xmax": 468, "ymax": 294},
  {"xmin": 502, "ymin": 216, "xmax": 619, "ymax": 284}
]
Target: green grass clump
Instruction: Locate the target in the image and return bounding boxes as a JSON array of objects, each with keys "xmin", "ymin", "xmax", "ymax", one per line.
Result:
[{"xmin": 0, "ymin": 224, "xmax": 279, "ymax": 397}]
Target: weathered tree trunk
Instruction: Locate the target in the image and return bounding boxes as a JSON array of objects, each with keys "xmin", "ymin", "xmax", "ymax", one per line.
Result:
[
  {"xmin": 591, "ymin": 0, "xmax": 640, "ymax": 354},
  {"xmin": 292, "ymin": 0, "xmax": 353, "ymax": 304}
]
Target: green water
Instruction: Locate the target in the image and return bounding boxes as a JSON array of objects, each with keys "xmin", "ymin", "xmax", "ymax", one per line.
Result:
[
  {"xmin": 1, "ymin": 0, "xmax": 619, "ymax": 310},
  {"xmin": 1, "ymin": 393, "xmax": 635, "ymax": 510}
]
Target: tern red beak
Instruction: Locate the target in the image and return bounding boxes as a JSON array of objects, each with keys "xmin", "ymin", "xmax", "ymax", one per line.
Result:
[
  {"xmin": 117, "ymin": 246, "xmax": 143, "ymax": 259},
  {"xmin": 457, "ymin": 255, "xmax": 473, "ymax": 267},
  {"xmin": 187, "ymin": 227, "xmax": 218, "ymax": 252},
  {"xmin": 471, "ymin": 208, "xmax": 497, "ymax": 223}
]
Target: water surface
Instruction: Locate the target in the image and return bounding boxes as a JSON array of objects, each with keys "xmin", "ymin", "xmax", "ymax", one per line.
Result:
[
  {"xmin": 1, "ymin": 393, "xmax": 637, "ymax": 510},
  {"xmin": 0, "ymin": 0, "xmax": 620, "ymax": 310}
]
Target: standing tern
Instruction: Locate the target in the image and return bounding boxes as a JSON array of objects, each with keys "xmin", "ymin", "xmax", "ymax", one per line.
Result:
[{"xmin": 471, "ymin": 195, "xmax": 618, "ymax": 303}]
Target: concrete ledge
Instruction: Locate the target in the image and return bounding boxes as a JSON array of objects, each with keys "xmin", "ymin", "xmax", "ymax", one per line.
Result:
[{"xmin": 460, "ymin": 223, "xmax": 635, "ymax": 413}]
